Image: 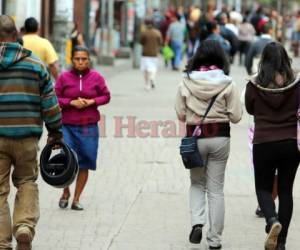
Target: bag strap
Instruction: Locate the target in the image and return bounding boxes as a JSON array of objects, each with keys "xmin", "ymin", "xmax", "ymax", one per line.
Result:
[
  {"xmin": 298, "ymin": 81, "xmax": 300, "ymax": 118},
  {"xmin": 192, "ymin": 95, "xmax": 218, "ymax": 136}
]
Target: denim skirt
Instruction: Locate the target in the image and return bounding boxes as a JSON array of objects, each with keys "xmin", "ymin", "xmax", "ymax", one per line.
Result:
[{"xmin": 62, "ymin": 124, "xmax": 99, "ymax": 170}]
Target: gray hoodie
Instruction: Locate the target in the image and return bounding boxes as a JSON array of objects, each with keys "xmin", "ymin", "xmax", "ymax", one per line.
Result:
[{"xmin": 175, "ymin": 69, "xmax": 243, "ymax": 125}]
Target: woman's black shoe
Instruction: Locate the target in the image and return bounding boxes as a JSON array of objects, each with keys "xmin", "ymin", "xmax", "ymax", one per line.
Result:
[
  {"xmin": 209, "ymin": 244, "xmax": 222, "ymax": 249},
  {"xmin": 71, "ymin": 202, "xmax": 84, "ymax": 211},
  {"xmin": 255, "ymin": 207, "xmax": 264, "ymax": 218},
  {"xmin": 276, "ymin": 242, "xmax": 286, "ymax": 250},
  {"xmin": 189, "ymin": 224, "xmax": 203, "ymax": 244},
  {"xmin": 58, "ymin": 195, "xmax": 70, "ymax": 209}
]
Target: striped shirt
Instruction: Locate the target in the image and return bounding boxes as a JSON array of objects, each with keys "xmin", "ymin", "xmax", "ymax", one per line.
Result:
[{"xmin": 0, "ymin": 42, "xmax": 62, "ymax": 138}]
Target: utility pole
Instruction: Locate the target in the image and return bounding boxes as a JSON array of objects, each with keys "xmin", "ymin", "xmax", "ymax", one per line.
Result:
[
  {"xmin": 3, "ymin": 0, "xmax": 17, "ymax": 19},
  {"xmin": 107, "ymin": 0, "xmax": 114, "ymax": 58},
  {"xmin": 98, "ymin": 0, "xmax": 114, "ymax": 65},
  {"xmin": 100, "ymin": 0, "xmax": 106, "ymax": 57},
  {"xmin": 83, "ymin": 0, "xmax": 91, "ymax": 48},
  {"xmin": 52, "ymin": 0, "xmax": 73, "ymax": 72},
  {"xmin": 132, "ymin": 0, "xmax": 146, "ymax": 68},
  {"xmin": 277, "ymin": 0, "xmax": 288, "ymax": 43}
]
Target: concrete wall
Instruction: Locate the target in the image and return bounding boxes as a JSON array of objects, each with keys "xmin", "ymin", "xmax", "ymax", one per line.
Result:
[{"xmin": 5, "ymin": 0, "xmax": 41, "ymax": 29}]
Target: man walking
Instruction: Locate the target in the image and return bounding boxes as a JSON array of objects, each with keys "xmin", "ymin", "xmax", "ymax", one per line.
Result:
[
  {"xmin": 165, "ymin": 14, "xmax": 185, "ymax": 70},
  {"xmin": 245, "ymin": 23, "xmax": 273, "ymax": 75},
  {"xmin": 140, "ymin": 18, "xmax": 162, "ymax": 90},
  {"xmin": 0, "ymin": 15, "xmax": 62, "ymax": 250},
  {"xmin": 22, "ymin": 17, "xmax": 59, "ymax": 79}
]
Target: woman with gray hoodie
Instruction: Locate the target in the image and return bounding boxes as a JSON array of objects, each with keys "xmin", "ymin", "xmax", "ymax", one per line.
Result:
[{"xmin": 175, "ymin": 40, "xmax": 242, "ymax": 249}]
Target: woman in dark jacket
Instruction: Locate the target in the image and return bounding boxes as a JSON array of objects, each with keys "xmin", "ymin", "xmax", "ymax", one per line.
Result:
[{"xmin": 245, "ymin": 42, "xmax": 300, "ymax": 250}]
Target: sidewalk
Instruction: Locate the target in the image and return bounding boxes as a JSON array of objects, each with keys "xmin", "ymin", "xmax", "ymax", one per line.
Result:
[
  {"xmin": 7, "ymin": 59, "xmax": 300, "ymax": 250},
  {"xmin": 92, "ymin": 56, "xmax": 133, "ymax": 79}
]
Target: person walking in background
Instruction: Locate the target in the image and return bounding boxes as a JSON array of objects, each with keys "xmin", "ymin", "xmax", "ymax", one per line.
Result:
[
  {"xmin": 55, "ymin": 46, "xmax": 110, "ymax": 211},
  {"xmin": 165, "ymin": 14, "xmax": 185, "ymax": 70},
  {"xmin": 218, "ymin": 13, "xmax": 240, "ymax": 64},
  {"xmin": 0, "ymin": 15, "xmax": 62, "ymax": 250},
  {"xmin": 66, "ymin": 22, "xmax": 85, "ymax": 66},
  {"xmin": 152, "ymin": 8, "xmax": 164, "ymax": 30},
  {"xmin": 245, "ymin": 42, "xmax": 300, "ymax": 250},
  {"xmin": 140, "ymin": 18, "xmax": 162, "ymax": 90},
  {"xmin": 22, "ymin": 17, "xmax": 59, "ymax": 79},
  {"xmin": 206, "ymin": 21, "xmax": 231, "ymax": 57},
  {"xmin": 186, "ymin": 6, "xmax": 201, "ymax": 59},
  {"xmin": 238, "ymin": 18, "xmax": 255, "ymax": 65},
  {"xmin": 250, "ymin": 6, "xmax": 264, "ymax": 36},
  {"xmin": 70, "ymin": 22, "xmax": 84, "ymax": 48},
  {"xmin": 175, "ymin": 40, "xmax": 242, "ymax": 249},
  {"xmin": 291, "ymin": 11, "xmax": 300, "ymax": 57},
  {"xmin": 159, "ymin": 11, "xmax": 172, "ymax": 68},
  {"xmin": 245, "ymin": 23, "xmax": 273, "ymax": 75}
]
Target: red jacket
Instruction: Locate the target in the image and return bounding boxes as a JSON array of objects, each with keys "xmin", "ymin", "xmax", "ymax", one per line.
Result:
[{"xmin": 55, "ymin": 68, "xmax": 110, "ymax": 125}]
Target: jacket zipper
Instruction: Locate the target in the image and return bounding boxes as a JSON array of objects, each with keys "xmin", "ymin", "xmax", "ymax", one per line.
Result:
[{"xmin": 79, "ymin": 74, "xmax": 82, "ymax": 91}]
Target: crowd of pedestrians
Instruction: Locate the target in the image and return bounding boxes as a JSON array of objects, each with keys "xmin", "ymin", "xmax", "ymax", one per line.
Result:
[
  {"xmin": 1, "ymin": 2, "xmax": 300, "ymax": 250},
  {"xmin": 140, "ymin": 4, "xmax": 300, "ymax": 78}
]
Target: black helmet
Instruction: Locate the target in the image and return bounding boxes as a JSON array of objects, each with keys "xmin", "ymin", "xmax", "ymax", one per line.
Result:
[{"xmin": 40, "ymin": 141, "xmax": 79, "ymax": 188}]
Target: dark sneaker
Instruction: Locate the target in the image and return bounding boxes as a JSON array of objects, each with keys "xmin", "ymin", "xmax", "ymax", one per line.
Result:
[
  {"xmin": 265, "ymin": 218, "xmax": 282, "ymax": 250},
  {"xmin": 255, "ymin": 207, "xmax": 264, "ymax": 218},
  {"xmin": 189, "ymin": 224, "xmax": 202, "ymax": 244},
  {"xmin": 209, "ymin": 245, "xmax": 222, "ymax": 249},
  {"xmin": 71, "ymin": 202, "xmax": 84, "ymax": 211},
  {"xmin": 59, "ymin": 196, "xmax": 69, "ymax": 209},
  {"xmin": 15, "ymin": 226, "xmax": 32, "ymax": 250},
  {"xmin": 150, "ymin": 80, "xmax": 155, "ymax": 89},
  {"xmin": 276, "ymin": 242, "xmax": 286, "ymax": 250}
]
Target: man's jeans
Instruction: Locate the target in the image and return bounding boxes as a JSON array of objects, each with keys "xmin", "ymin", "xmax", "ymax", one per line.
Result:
[
  {"xmin": 170, "ymin": 40, "xmax": 183, "ymax": 69},
  {"xmin": 0, "ymin": 137, "xmax": 40, "ymax": 249}
]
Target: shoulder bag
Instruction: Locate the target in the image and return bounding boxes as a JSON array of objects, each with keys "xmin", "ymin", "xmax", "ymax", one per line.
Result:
[{"xmin": 180, "ymin": 95, "xmax": 217, "ymax": 169}]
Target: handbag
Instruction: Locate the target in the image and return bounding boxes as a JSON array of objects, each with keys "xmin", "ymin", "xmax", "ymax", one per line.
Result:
[
  {"xmin": 162, "ymin": 45, "xmax": 174, "ymax": 60},
  {"xmin": 180, "ymin": 95, "xmax": 217, "ymax": 169}
]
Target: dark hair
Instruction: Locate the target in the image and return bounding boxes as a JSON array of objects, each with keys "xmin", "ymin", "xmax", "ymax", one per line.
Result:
[
  {"xmin": 261, "ymin": 22, "xmax": 272, "ymax": 34},
  {"xmin": 206, "ymin": 21, "xmax": 218, "ymax": 35},
  {"xmin": 144, "ymin": 18, "xmax": 153, "ymax": 27},
  {"xmin": 256, "ymin": 42, "xmax": 295, "ymax": 87},
  {"xmin": 24, "ymin": 17, "xmax": 38, "ymax": 33},
  {"xmin": 71, "ymin": 46, "xmax": 90, "ymax": 58},
  {"xmin": 184, "ymin": 40, "xmax": 230, "ymax": 75},
  {"xmin": 0, "ymin": 15, "xmax": 17, "ymax": 39}
]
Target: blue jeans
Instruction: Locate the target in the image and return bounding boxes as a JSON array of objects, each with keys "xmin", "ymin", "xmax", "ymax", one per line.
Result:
[{"xmin": 170, "ymin": 40, "xmax": 183, "ymax": 69}]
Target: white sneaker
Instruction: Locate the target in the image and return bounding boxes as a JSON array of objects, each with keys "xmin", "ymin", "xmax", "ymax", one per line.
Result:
[
  {"xmin": 265, "ymin": 221, "xmax": 282, "ymax": 250},
  {"xmin": 144, "ymin": 85, "xmax": 151, "ymax": 91}
]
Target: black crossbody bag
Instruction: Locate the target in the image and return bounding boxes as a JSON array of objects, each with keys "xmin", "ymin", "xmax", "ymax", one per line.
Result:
[{"xmin": 179, "ymin": 95, "xmax": 217, "ymax": 169}]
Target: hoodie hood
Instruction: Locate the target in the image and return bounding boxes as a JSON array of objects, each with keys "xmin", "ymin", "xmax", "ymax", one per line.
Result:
[
  {"xmin": 0, "ymin": 42, "xmax": 31, "ymax": 69},
  {"xmin": 183, "ymin": 69, "xmax": 232, "ymax": 100},
  {"xmin": 248, "ymin": 74, "xmax": 300, "ymax": 109}
]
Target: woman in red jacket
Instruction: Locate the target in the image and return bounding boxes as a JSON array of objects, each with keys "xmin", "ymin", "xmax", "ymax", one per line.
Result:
[{"xmin": 55, "ymin": 46, "xmax": 111, "ymax": 210}]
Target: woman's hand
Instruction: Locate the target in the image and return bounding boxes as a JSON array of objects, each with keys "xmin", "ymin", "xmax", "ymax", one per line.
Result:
[
  {"xmin": 70, "ymin": 99, "xmax": 87, "ymax": 109},
  {"xmin": 79, "ymin": 97, "xmax": 95, "ymax": 107},
  {"xmin": 70, "ymin": 98, "xmax": 95, "ymax": 109}
]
